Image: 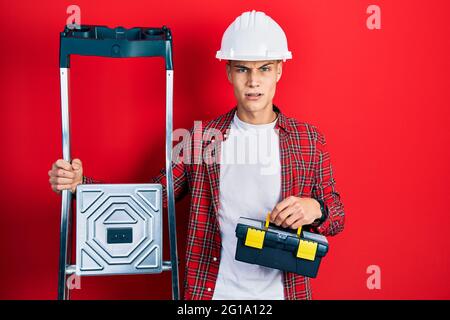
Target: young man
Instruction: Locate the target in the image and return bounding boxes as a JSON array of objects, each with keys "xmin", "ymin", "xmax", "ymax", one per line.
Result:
[{"xmin": 48, "ymin": 10, "xmax": 345, "ymax": 300}]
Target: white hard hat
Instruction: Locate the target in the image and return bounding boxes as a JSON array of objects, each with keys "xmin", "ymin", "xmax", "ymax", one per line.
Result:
[{"xmin": 216, "ymin": 10, "xmax": 292, "ymax": 61}]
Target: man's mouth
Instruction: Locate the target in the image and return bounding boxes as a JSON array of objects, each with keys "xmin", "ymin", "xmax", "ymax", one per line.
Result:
[{"xmin": 245, "ymin": 93, "xmax": 263, "ymax": 100}]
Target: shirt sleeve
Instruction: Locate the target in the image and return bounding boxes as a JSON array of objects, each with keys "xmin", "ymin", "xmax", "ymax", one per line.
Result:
[
  {"xmin": 150, "ymin": 161, "xmax": 188, "ymax": 209},
  {"xmin": 150, "ymin": 125, "xmax": 194, "ymax": 208},
  {"xmin": 82, "ymin": 126, "xmax": 192, "ymax": 207},
  {"xmin": 81, "ymin": 162, "xmax": 188, "ymax": 209},
  {"xmin": 310, "ymin": 127, "xmax": 345, "ymax": 236}
]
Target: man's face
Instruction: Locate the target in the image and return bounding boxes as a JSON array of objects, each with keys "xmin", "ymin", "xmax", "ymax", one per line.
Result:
[{"xmin": 226, "ymin": 60, "xmax": 283, "ymax": 113}]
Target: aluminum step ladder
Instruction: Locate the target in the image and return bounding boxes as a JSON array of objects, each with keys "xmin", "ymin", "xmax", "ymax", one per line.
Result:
[{"xmin": 57, "ymin": 24, "xmax": 179, "ymax": 300}]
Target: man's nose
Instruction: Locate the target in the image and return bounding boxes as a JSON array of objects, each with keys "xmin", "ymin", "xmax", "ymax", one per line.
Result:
[{"xmin": 247, "ymin": 70, "xmax": 260, "ymax": 87}]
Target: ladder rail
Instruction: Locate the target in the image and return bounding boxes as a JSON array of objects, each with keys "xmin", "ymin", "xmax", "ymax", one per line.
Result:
[
  {"xmin": 165, "ymin": 69, "xmax": 180, "ymax": 299},
  {"xmin": 57, "ymin": 67, "xmax": 72, "ymax": 300}
]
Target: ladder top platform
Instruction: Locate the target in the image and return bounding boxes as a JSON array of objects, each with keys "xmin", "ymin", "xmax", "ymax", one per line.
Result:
[{"xmin": 60, "ymin": 25, "xmax": 173, "ymax": 69}]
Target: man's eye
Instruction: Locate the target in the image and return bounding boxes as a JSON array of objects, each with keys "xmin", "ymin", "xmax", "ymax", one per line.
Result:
[
  {"xmin": 237, "ymin": 68, "xmax": 247, "ymax": 73},
  {"xmin": 260, "ymin": 67, "xmax": 270, "ymax": 72}
]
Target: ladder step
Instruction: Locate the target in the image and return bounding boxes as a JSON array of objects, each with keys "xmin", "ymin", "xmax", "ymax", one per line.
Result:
[{"xmin": 66, "ymin": 262, "xmax": 174, "ymax": 274}]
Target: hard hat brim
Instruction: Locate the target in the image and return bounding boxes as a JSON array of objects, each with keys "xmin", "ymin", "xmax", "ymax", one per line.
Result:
[{"xmin": 216, "ymin": 51, "xmax": 292, "ymax": 62}]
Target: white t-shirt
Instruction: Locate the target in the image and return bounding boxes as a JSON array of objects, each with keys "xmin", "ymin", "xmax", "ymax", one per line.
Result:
[{"xmin": 212, "ymin": 112, "xmax": 284, "ymax": 300}]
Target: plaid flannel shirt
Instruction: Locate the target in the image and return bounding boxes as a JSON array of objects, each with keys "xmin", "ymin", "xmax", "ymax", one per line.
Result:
[
  {"xmin": 84, "ymin": 105, "xmax": 345, "ymax": 300},
  {"xmin": 149, "ymin": 106, "xmax": 344, "ymax": 300}
]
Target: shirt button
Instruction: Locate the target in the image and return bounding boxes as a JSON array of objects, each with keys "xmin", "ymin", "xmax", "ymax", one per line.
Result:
[
  {"xmin": 213, "ymin": 257, "xmax": 217, "ymax": 262},
  {"xmin": 207, "ymin": 288, "xmax": 211, "ymax": 292}
]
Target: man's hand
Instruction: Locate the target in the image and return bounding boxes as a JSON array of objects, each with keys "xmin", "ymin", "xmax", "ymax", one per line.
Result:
[
  {"xmin": 48, "ymin": 159, "xmax": 83, "ymax": 194},
  {"xmin": 270, "ymin": 196, "xmax": 322, "ymax": 229}
]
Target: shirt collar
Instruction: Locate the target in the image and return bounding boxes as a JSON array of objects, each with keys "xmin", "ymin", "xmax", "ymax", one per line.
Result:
[{"xmin": 218, "ymin": 104, "xmax": 291, "ymax": 137}]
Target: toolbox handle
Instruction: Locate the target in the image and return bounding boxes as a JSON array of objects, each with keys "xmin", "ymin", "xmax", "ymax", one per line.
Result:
[
  {"xmin": 265, "ymin": 213, "xmax": 302, "ymax": 237},
  {"xmin": 60, "ymin": 25, "xmax": 173, "ymax": 69},
  {"xmin": 264, "ymin": 213, "xmax": 317, "ymax": 261}
]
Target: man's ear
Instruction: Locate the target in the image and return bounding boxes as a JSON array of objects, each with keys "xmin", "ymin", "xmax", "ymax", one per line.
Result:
[
  {"xmin": 226, "ymin": 61, "xmax": 232, "ymax": 83},
  {"xmin": 276, "ymin": 61, "xmax": 283, "ymax": 82}
]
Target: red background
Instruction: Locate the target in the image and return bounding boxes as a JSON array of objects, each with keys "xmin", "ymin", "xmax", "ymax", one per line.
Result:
[{"xmin": 1, "ymin": 0, "xmax": 449, "ymax": 299}]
